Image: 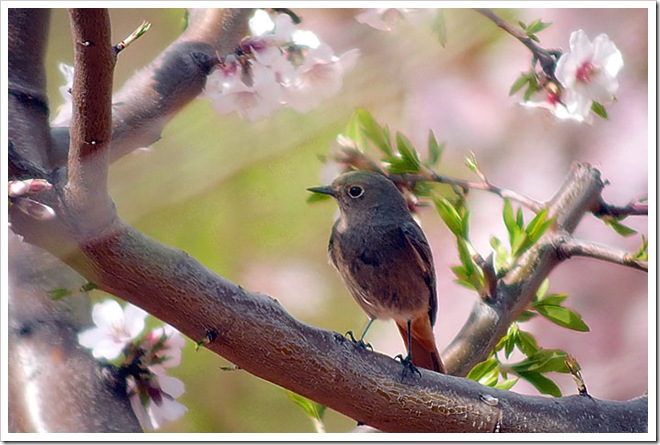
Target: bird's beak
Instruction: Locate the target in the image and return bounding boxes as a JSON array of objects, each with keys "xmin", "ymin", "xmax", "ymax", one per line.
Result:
[{"xmin": 306, "ymin": 185, "xmax": 335, "ymax": 197}]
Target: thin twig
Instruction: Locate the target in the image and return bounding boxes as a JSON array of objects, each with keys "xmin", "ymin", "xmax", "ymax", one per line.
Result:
[
  {"xmin": 425, "ymin": 171, "xmax": 544, "ymax": 212},
  {"xmin": 114, "ymin": 21, "xmax": 151, "ymax": 54},
  {"xmin": 554, "ymin": 234, "xmax": 648, "ymax": 272},
  {"xmin": 474, "ymin": 8, "xmax": 559, "ymax": 78},
  {"xmin": 595, "ymin": 197, "xmax": 649, "ymax": 218}
]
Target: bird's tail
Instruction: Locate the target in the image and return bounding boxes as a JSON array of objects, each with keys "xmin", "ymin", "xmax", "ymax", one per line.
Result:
[{"xmin": 396, "ymin": 316, "xmax": 445, "ymax": 373}]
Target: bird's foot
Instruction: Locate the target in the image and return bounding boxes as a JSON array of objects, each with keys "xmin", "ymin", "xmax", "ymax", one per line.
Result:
[
  {"xmin": 395, "ymin": 353, "xmax": 421, "ymax": 380},
  {"xmin": 345, "ymin": 330, "xmax": 373, "ymax": 351}
]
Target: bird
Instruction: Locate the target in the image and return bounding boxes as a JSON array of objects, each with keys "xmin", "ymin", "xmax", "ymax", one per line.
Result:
[{"xmin": 308, "ymin": 170, "xmax": 445, "ymax": 373}]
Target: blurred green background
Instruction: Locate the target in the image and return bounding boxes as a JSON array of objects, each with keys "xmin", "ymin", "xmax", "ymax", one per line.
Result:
[{"xmin": 44, "ymin": 8, "xmax": 649, "ymax": 433}]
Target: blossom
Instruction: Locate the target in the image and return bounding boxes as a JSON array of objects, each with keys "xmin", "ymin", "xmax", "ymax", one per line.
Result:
[
  {"xmin": 355, "ymin": 8, "xmax": 416, "ymax": 31},
  {"xmin": 283, "ymin": 46, "xmax": 360, "ymax": 112},
  {"xmin": 78, "ymin": 300, "xmax": 147, "ymax": 360},
  {"xmin": 9, "ymin": 179, "xmax": 56, "ymax": 221},
  {"xmin": 51, "ymin": 63, "xmax": 74, "ymax": 127},
  {"xmin": 203, "ymin": 9, "xmax": 358, "ymax": 120},
  {"xmin": 141, "ymin": 324, "xmax": 186, "ymax": 375},
  {"xmin": 206, "ymin": 58, "xmax": 285, "ymax": 121},
  {"xmin": 554, "ymin": 30, "xmax": 623, "ymax": 120},
  {"xmin": 128, "ymin": 373, "xmax": 188, "ymax": 430},
  {"xmin": 519, "ymin": 82, "xmax": 590, "ymax": 122},
  {"xmin": 520, "ymin": 30, "xmax": 623, "ymax": 123}
]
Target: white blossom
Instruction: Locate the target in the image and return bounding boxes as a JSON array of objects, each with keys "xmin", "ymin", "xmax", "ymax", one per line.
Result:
[
  {"xmin": 78, "ymin": 300, "xmax": 147, "ymax": 360},
  {"xmin": 554, "ymin": 29, "xmax": 623, "ymax": 121},
  {"xmin": 51, "ymin": 63, "xmax": 74, "ymax": 127},
  {"xmin": 521, "ymin": 30, "xmax": 623, "ymax": 123},
  {"xmin": 203, "ymin": 9, "xmax": 358, "ymax": 121},
  {"xmin": 355, "ymin": 8, "xmax": 416, "ymax": 31}
]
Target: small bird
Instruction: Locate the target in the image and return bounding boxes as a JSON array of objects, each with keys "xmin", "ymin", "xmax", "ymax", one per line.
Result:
[{"xmin": 308, "ymin": 171, "xmax": 445, "ymax": 373}]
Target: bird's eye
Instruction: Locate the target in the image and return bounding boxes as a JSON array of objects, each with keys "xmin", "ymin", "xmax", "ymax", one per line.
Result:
[{"xmin": 348, "ymin": 185, "xmax": 364, "ymax": 198}]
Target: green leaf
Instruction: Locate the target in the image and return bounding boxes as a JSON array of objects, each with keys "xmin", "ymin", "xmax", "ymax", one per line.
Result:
[
  {"xmin": 431, "ymin": 9, "xmax": 447, "ymax": 46},
  {"xmin": 504, "ymin": 323, "xmax": 518, "ymax": 359},
  {"xmin": 516, "ymin": 330, "xmax": 539, "ymax": 356},
  {"xmin": 466, "ymin": 357, "xmax": 498, "ymax": 382},
  {"xmin": 535, "ymin": 278, "xmax": 550, "ymax": 300},
  {"xmin": 523, "ymin": 75, "xmax": 540, "ymax": 101},
  {"xmin": 516, "ymin": 207, "xmax": 524, "ymax": 228},
  {"xmin": 509, "ymin": 73, "xmax": 531, "ymax": 96},
  {"xmin": 464, "ymin": 153, "xmax": 479, "ymax": 175},
  {"xmin": 525, "ymin": 208, "xmax": 553, "ymax": 243},
  {"xmin": 502, "ymin": 199, "xmax": 516, "ymax": 241},
  {"xmin": 517, "ymin": 371, "xmax": 562, "ymax": 397},
  {"xmin": 535, "ymin": 304, "xmax": 590, "ymax": 332},
  {"xmin": 490, "ymin": 236, "xmax": 511, "ymax": 275},
  {"xmin": 511, "ymin": 232, "xmax": 530, "ymax": 257},
  {"xmin": 494, "ymin": 377, "xmax": 519, "ymax": 391},
  {"xmin": 49, "ymin": 288, "xmax": 73, "ymax": 300},
  {"xmin": 452, "ymin": 240, "xmax": 484, "ymax": 292},
  {"xmin": 632, "ymin": 235, "xmax": 648, "ymax": 261},
  {"xmin": 427, "ymin": 131, "xmax": 444, "ymax": 166},
  {"xmin": 286, "ymin": 391, "xmax": 327, "ymax": 421},
  {"xmin": 344, "ymin": 112, "xmax": 367, "ymax": 153},
  {"xmin": 513, "ymin": 349, "xmax": 570, "ymax": 374},
  {"xmin": 354, "ymin": 108, "xmax": 392, "ymax": 155},
  {"xmin": 395, "ymin": 131, "xmax": 421, "ymax": 172},
  {"xmin": 603, "ymin": 217, "xmax": 638, "ymax": 236},
  {"xmin": 526, "ymin": 19, "xmax": 552, "ymax": 35},
  {"xmin": 591, "ymin": 101, "xmax": 608, "ymax": 119},
  {"xmin": 434, "ymin": 196, "xmax": 464, "ymax": 238},
  {"xmin": 456, "ymin": 239, "xmax": 476, "ymax": 275},
  {"xmin": 517, "ymin": 310, "xmax": 537, "ymax": 322},
  {"xmin": 454, "ymin": 277, "xmax": 478, "ymax": 291},
  {"xmin": 535, "ymin": 293, "xmax": 568, "ymax": 306}
]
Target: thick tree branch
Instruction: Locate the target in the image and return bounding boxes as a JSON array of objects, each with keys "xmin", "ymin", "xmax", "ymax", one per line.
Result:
[
  {"xmin": 10, "ymin": 159, "xmax": 647, "ymax": 432},
  {"xmin": 7, "ymin": 9, "xmax": 52, "ymax": 174},
  {"xmin": 7, "ymin": 9, "xmax": 140, "ymax": 433},
  {"xmin": 554, "ymin": 234, "xmax": 648, "ymax": 272},
  {"xmin": 64, "ymin": 9, "xmax": 116, "ymax": 237}
]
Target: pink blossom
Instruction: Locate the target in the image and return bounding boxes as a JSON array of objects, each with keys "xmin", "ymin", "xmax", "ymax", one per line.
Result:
[
  {"xmin": 554, "ymin": 30, "xmax": 623, "ymax": 120},
  {"xmin": 128, "ymin": 374, "xmax": 187, "ymax": 430}
]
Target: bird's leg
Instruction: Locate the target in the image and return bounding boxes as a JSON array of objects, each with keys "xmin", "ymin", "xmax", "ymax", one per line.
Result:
[
  {"xmin": 394, "ymin": 319, "xmax": 421, "ymax": 379},
  {"xmin": 345, "ymin": 318, "xmax": 375, "ymax": 350}
]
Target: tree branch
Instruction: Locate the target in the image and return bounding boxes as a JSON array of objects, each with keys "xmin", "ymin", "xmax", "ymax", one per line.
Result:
[
  {"xmin": 442, "ymin": 163, "xmax": 604, "ymax": 376},
  {"xmin": 7, "ymin": 9, "xmax": 52, "ymax": 174},
  {"xmin": 64, "ymin": 9, "xmax": 116, "ymax": 237},
  {"xmin": 554, "ymin": 234, "xmax": 648, "ymax": 272},
  {"xmin": 595, "ymin": 196, "xmax": 649, "ymax": 217},
  {"xmin": 7, "ymin": 9, "xmax": 141, "ymax": 432},
  {"xmin": 426, "ymin": 171, "xmax": 543, "ymax": 212}
]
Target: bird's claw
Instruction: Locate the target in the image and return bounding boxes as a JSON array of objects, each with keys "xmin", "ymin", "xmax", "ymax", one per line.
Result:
[
  {"xmin": 345, "ymin": 331, "xmax": 373, "ymax": 351},
  {"xmin": 395, "ymin": 353, "xmax": 421, "ymax": 380}
]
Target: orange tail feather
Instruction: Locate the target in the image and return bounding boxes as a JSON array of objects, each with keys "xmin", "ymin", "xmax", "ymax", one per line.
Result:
[{"xmin": 396, "ymin": 316, "xmax": 445, "ymax": 373}]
